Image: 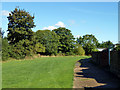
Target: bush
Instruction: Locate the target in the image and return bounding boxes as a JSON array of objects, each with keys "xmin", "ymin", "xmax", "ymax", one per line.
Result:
[
  {"xmin": 2, "ymin": 38, "xmax": 11, "ymax": 61},
  {"xmin": 10, "ymin": 39, "xmax": 34, "ymax": 59},
  {"xmin": 74, "ymin": 44, "xmax": 85, "ymax": 55},
  {"xmin": 56, "ymin": 51, "xmax": 65, "ymax": 56},
  {"xmin": 65, "ymin": 51, "xmax": 75, "ymax": 56}
]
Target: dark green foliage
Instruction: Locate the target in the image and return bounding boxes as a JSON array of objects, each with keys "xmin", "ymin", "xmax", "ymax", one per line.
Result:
[
  {"xmin": 10, "ymin": 39, "xmax": 32, "ymax": 59},
  {"xmin": 97, "ymin": 40, "xmax": 113, "ymax": 48},
  {"xmin": 77, "ymin": 34, "xmax": 98, "ymax": 55},
  {"xmin": 53, "ymin": 27, "xmax": 75, "ymax": 54},
  {"xmin": 7, "ymin": 8, "xmax": 35, "ymax": 44},
  {"xmin": 2, "ymin": 37, "xmax": 12, "ymax": 60},
  {"xmin": 5, "ymin": 8, "xmax": 37, "ymax": 59},
  {"xmin": 3, "ymin": 7, "xmax": 115, "ymax": 60},
  {"xmin": 113, "ymin": 45, "xmax": 120, "ymax": 51},
  {"xmin": 74, "ymin": 44, "xmax": 85, "ymax": 55},
  {"xmin": 35, "ymin": 30, "xmax": 60, "ymax": 55}
]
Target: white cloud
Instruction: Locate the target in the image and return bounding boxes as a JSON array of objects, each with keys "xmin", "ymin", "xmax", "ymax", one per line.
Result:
[
  {"xmin": 43, "ymin": 26, "xmax": 57, "ymax": 30},
  {"xmin": 42, "ymin": 21, "xmax": 66, "ymax": 30},
  {"xmin": 74, "ymin": 35, "xmax": 80, "ymax": 38},
  {"xmin": 2, "ymin": 10, "xmax": 10, "ymax": 16},
  {"xmin": 55, "ymin": 21, "xmax": 65, "ymax": 27}
]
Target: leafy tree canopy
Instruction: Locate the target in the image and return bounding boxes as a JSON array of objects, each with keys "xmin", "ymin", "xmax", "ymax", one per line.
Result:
[
  {"xmin": 97, "ymin": 40, "xmax": 113, "ymax": 48},
  {"xmin": 77, "ymin": 34, "xmax": 98, "ymax": 55},
  {"xmin": 35, "ymin": 30, "xmax": 60, "ymax": 55},
  {"xmin": 7, "ymin": 8, "xmax": 35, "ymax": 44},
  {"xmin": 53, "ymin": 27, "xmax": 75, "ymax": 53}
]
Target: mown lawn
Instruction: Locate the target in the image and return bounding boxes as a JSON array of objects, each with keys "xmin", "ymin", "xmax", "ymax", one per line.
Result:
[{"xmin": 2, "ymin": 56, "xmax": 90, "ymax": 88}]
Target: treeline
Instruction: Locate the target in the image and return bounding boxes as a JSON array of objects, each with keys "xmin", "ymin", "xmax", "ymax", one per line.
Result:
[{"xmin": 0, "ymin": 8, "xmax": 115, "ymax": 61}]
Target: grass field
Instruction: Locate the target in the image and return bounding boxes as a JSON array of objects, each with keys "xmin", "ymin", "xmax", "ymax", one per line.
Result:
[{"xmin": 2, "ymin": 56, "xmax": 90, "ymax": 88}]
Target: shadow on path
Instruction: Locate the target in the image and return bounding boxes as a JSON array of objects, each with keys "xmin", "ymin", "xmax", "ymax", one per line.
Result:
[{"xmin": 74, "ymin": 58, "xmax": 120, "ymax": 89}]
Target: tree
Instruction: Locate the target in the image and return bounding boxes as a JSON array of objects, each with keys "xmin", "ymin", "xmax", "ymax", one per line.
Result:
[
  {"xmin": 6, "ymin": 8, "xmax": 37, "ymax": 59},
  {"xmin": 53, "ymin": 27, "xmax": 75, "ymax": 54},
  {"xmin": 35, "ymin": 30, "xmax": 60, "ymax": 55},
  {"xmin": 7, "ymin": 8, "xmax": 35, "ymax": 44},
  {"xmin": 77, "ymin": 34, "xmax": 98, "ymax": 55},
  {"xmin": 97, "ymin": 41, "xmax": 113, "ymax": 48}
]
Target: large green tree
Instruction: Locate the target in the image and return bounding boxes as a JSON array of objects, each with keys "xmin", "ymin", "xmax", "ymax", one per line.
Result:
[
  {"xmin": 6, "ymin": 8, "xmax": 37, "ymax": 59},
  {"xmin": 35, "ymin": 30, "xmax": 60, "ymax": 55},
  {"xmin": 77, "ymin": 34, "xmax": 98, "ymax": 55},
  {"xmin": 53, "ymin": 27, "xmax": 75, "ymax": 54},
  {"xmin": 7, "ymin": 8, "xmax": 35, "ymax": 44}
]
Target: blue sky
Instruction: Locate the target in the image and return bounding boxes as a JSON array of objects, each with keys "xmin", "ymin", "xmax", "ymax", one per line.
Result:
[{"xmin": 1, "ymin": 2, "xmax": 118, "ymax": 43}]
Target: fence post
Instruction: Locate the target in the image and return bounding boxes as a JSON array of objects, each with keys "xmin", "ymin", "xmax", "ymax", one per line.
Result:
[{"xmin": 108, "ymin": 49, "xmax": 110, "ymax": 66}]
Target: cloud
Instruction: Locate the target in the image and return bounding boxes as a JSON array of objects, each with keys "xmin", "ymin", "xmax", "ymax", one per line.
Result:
[
  {"xmin": 42, "ymin": 21, "xmax": 66, "ymax": 30},
  {"xmin": 74, "ymin": 35, "xmax": 80, "ymax": 38},
  {"xmin": 43, "ymin": 26, "xmax": 57, "ymax": 30},
  {"xmin": 55, "ymin": 21, "xmax": 65, "ymax": 27},
  {"xmin": 2, "ymin": 10, "xmax": 10, "ymax": 16}
]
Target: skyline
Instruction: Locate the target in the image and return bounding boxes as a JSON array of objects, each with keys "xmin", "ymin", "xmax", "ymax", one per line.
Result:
[{"xmin": 1, "ymin": 2, "xmax": 118, "ymax": 44}]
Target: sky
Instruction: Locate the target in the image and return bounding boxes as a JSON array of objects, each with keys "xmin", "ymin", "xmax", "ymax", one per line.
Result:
[{"xmin": 1, "ymin": 2, "xmax": 118, "ymax": 44}]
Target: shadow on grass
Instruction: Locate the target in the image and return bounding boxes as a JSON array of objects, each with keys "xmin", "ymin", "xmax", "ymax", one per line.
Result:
[{"xmin": 76, "ymin": 58, "xmax": 120, "ymax": 89}]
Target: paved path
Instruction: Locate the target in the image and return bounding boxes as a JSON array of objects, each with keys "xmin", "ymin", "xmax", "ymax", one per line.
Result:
[{"xmin": 73, "ymin": 58, "xmax": 120, "ymax": 89}]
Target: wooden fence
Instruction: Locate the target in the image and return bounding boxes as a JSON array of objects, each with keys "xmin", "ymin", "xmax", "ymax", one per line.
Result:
[
  {"xmin": 92, "ymin": 50, "xmax": 120, "ymax": 78},
  {"xmin": 91, "ymin": 49, "xmax": 109, "ymax": 67},
  {"xmin": 110, "ymin": 51, "xmax": 120, "ymax": 78}
]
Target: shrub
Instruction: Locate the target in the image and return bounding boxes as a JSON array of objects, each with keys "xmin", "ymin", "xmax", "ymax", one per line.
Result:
[
  {"xmin": 74, "ymin": 44, "xmax": 85, "ymax": 55},
  {"xmin": 2, "ymin": 38, "xmax": 12, "ymax": 61},
  {"xmin": 56, "ymin": 51, "xmax": 65, "ymax": 56},
  {"xmin": 10, "ymin": 39, "xmax": 34, "ymax": 59}
]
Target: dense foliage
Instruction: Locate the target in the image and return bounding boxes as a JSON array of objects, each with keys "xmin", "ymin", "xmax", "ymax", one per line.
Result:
[
  {"xmin": 35, "ymin": 30, "xmax": 59, "ymax": 55},
  {"xmin": 7, "ymin": 8, "xmax": 35, "ymax": 44},
  {"xmin": 53, "ymin": 27, "xmax": 75, "ymax": 54},
  {"xmin": 74, "ymin": 44, "xmax": 85, "ymax": 55},
  {"xmin": 2, "ymin": 37, "xmax": 12, "ymax": 60},
  {"xmin": 77, "ymin": 34, "xmax": 98, "ymax": 55},
  {"xmin": 97, "ymin": 41, "xmax": 113, "ymax": 48},
  {"xmin": 2, "ymin": 7, "xmax": 114, "ymax": 61}
]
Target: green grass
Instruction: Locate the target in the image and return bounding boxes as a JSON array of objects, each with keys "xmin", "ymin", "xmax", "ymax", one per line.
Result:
[{"xmin": 2, "ymin": 56, "xmax": 90, "ymax": 88}]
